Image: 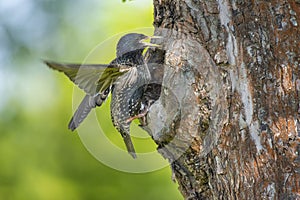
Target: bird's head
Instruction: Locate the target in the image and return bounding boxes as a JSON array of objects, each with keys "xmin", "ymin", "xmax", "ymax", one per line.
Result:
[{"xmin": 116, "ymin": 33, "xmax": 160, "ymax": 57}]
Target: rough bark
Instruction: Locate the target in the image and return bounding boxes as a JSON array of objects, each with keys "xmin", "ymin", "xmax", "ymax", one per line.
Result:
[{"xmin": 144, "ymin": 0, "xmax": 300, "ymax": 199}]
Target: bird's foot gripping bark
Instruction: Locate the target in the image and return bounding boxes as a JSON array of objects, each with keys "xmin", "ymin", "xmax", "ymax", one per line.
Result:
[
  {"xmin": 125, "ymin": 98, "xmax": 159, "ymax": 126},
  {"xmin": 125, "ymin": 108, "xmax": 149, "ymax": 126}
]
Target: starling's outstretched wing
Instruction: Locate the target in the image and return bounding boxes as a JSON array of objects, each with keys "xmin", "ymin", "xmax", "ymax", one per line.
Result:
[
  {"xmin": 44, "ymin": 61, "xmax": 129, "ymax": 95},
  {"xmin": 68, "ymin": 94, "xmax": 96, "ymax": 131}
]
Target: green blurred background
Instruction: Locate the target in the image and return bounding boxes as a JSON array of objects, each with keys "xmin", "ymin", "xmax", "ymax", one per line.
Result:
[{"xmin": 0, "ymin": 0, "xmax": 182, "ymax": 199}]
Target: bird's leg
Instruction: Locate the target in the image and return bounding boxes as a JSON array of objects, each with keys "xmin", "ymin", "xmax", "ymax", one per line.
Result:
[
  {"xmin": 126, "ymin": 98, "xmax": 157, "ymax": 126},
  {"xmin": 125, "ymin": 108, "xmax": 149, "ymax": 126}
]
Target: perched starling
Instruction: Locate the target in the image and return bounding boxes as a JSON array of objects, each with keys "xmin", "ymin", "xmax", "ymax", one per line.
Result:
[{"xmin": 45, "ymin": 33, "xmax": 159, "ymax": 158}]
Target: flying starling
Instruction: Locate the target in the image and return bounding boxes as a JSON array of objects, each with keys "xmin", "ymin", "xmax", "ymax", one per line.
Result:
[{"xmin": 45, "ymin": 33, "xmax": 159, "ymax": 158}]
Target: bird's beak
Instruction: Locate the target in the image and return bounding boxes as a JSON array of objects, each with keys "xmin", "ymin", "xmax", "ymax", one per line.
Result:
[{"xmin": 141, "ymin": 36, "xmax": 162, "ymax": 47}]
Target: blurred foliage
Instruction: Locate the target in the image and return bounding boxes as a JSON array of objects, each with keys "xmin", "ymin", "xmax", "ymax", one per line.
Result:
[{"xmin": 0, "ymin": 0, "xmax": 182, "ymax": 199}]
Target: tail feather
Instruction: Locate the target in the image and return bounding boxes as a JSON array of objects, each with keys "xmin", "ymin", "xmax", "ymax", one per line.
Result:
[{"xmin": 123, "ymin": 134, "xmax": 136, "ymax": 159}]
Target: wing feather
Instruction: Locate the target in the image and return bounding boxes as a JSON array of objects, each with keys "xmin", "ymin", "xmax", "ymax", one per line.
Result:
[{"xmin": 44, "ymin": 60, "xmax": 129, "ymax": 94}]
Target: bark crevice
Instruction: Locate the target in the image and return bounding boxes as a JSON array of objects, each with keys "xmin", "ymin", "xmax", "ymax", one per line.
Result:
[{"xmin": 145, "ymin": 0, "xmax": 300, "ymax": 199}]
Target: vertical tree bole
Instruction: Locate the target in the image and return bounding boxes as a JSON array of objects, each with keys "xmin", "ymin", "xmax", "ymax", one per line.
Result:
[{"xmin": 144, "ymin": 0, "xmax": 300, "ymax": 199}]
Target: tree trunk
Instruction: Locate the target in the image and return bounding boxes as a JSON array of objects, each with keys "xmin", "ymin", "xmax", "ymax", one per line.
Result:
[{"xmin": 144, "ymin": 0, "xmax": 300, "ymax": 199}]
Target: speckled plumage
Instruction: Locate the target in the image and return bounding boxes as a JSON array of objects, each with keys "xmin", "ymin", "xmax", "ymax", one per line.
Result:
[
  {"xmin": 45, "ymin": 33, "xmax": 154, "ymax": 158},
  {"xmin": 111, "ymin": 49, "xmax": 151, "ymax": 158}
]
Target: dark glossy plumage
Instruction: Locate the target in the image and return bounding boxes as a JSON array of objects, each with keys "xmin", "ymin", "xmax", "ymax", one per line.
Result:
[{"xmin": 45, "ymin": 33, "xmax": 154, "ymax": 158}]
